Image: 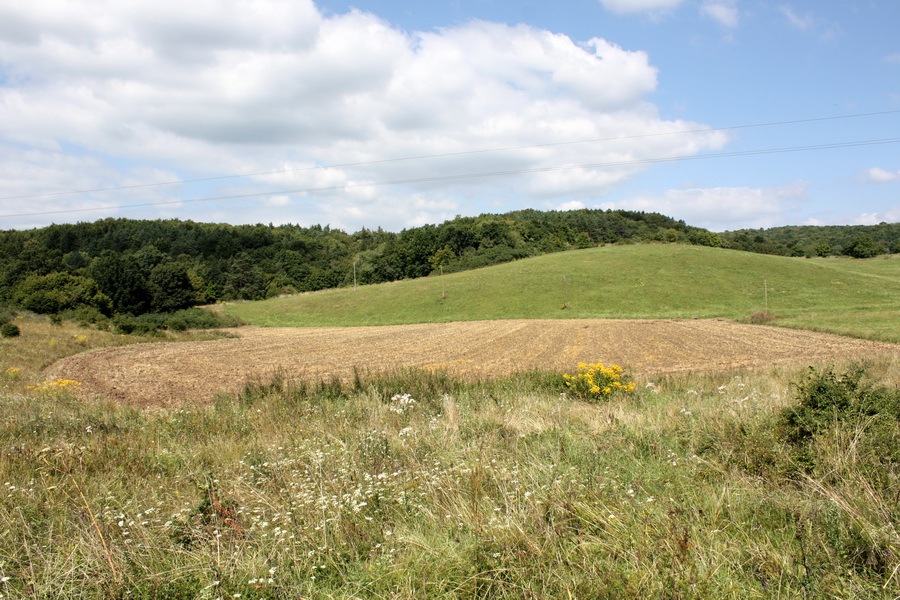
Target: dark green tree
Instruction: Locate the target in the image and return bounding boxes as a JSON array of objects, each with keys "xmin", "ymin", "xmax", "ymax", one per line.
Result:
[
  {"xmin": 148, "ymin": 262, "xmax": 196, "ymax": 313},
  {"xmin": 12, "ymin": 272, "xmax": 112, "ymax": 315},
  {"xmin": 88, "ymin": 253, "xmax": 151, "ymax": 315},
  {"xmin": 842, "ymin": 236, "xmax": 884, "ymax": 259}
]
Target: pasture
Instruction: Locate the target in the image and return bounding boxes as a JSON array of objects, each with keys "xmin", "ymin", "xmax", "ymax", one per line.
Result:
[
  {"xmin": 1, "ymin": 244, "xmax": 898, "ymax": 599},
  {"xmin": 224, "ymin": 245, "xmax": 900, "ymax": 342}
]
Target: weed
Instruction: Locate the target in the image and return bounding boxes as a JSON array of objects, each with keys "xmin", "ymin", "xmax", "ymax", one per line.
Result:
[
  {"xmin": 749, "ymin": 310, "xmax": 777, "ymax": 324},
  {"xmin": 563, "ymin": 362, "xmax": 636, "ymax": 401}
]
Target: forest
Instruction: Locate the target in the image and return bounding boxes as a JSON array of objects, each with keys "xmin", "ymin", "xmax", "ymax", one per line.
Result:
[{"xmin": 0, "ymin": 209, "xmax": 896, "ymax": 329}]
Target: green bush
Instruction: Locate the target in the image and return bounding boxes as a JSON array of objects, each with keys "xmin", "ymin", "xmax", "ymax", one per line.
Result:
[
  {"xmin": 0, "ymin": 321, "xmax": 20, "ymax": 338},
  {"xmin": 778, "ymin": 366, "xmax": 899, "ymax": 446},
  {"xmin": 62, "ymin": 306, "xmax": 109, "ymax": 327},
  {"xmin": 12, "ymin": 272, "xmax": 112, "ymax": 316},
  {"xmin": 113, "ymin": 308, "xmax": 246, "ymax": 334},
  {"xmin": 842, "ymin": 236, "xmax": 885, "ymax": 259}
]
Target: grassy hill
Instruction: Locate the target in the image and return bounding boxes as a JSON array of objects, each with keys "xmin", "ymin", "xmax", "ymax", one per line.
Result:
[{"xmin": 226, "ymin": 244, "xmax": 900, "ymax": 342}]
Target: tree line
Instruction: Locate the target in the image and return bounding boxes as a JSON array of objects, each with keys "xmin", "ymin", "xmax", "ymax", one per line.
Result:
[
  {"xmin": 720, "ymin": 222, "xmax": 900, "ymax": 258},
  {"xmin": 0, "ymin": 210, "xmax": 895, "ymax": 325}
]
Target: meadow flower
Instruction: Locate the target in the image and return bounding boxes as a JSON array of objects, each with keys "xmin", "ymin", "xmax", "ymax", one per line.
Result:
[
  {"xmin": 389, "ymin": 393, "xmax": 417, "ymax": 414},
  {"xmin": 26, "ymin": 378, "xmax": 82, "ymax": 392},
  {"xmin": 563, "ymin": 362, "xmax": 635, "ymax": 401}
]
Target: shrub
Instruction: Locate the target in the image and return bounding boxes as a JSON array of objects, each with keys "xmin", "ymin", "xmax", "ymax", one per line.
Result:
[
  {"xmin": 563, "ymin": 362, "xmax": 635, "ymax": 401},
  {"xmin": 777, "ymin": 366, "xmax": 898, "ymax": 445},
  {"xmin": 748, "ymin": 310, "xmax": 776, "ymax": 324},
  {"xmin": 113, "ymin": 308, "xmax": 246, "ymax": 335},
  {"xmin": 0, "ymin": 321, "xmax": 20, "ymax": 338},
  {"xmin": 12, "ymin": 272, "xmax": 112, "ymax": 315},
  {"xmin": 63, "ymin": 306, "xmax": 109, "ymax": 327}
]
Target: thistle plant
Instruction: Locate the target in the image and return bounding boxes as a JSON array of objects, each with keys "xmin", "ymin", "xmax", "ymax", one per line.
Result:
[{"xmin": 563, "ymin": 362, "xmax": 635, "ymax": 401}]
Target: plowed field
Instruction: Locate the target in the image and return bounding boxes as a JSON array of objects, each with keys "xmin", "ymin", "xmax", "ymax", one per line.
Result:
[{"xmin": 48, "ymin": 319, "xmax": 899, "ymax": 407}]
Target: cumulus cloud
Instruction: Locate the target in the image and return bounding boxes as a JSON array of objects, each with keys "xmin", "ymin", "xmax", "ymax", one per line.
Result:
[
  {"xmin": 847, "ymin": 207, "xmax": 900, "ymax": 224},
  {"xmin": 602, "ymin": 184, "xmax": 808, "ymax": 230},
  {"xmin": 701, "ymin": 0, "xmax": 740, "ymax": 28},
  {"xmin": 805, "ymin": 205, "xmax": 900, "ymax": 227},
  {"xmin": 864, "ymin": 167, "xmax": 900, "ymax": 183},
  {"xmin": 0, "ymin": 0, "xmax": 728, "ymax": 231}
]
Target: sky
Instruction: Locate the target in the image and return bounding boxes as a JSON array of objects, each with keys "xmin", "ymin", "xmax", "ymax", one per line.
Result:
[{"xmin": 0, "ymin": 0, "xmax": 898, "ymax": 233}]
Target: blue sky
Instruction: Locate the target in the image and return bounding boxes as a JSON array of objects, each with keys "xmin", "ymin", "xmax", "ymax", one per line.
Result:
[{"xmin": 0, "ymin": 0, "xmax": 898, "ymax": 232}]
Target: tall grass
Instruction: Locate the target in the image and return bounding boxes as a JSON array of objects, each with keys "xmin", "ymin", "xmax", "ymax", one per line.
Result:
[{"xmin": 1, "ymin": 355, "xmax": 897, "ymax": 599}]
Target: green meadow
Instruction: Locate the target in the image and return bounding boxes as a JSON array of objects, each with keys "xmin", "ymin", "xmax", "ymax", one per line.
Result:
[
  {"xmin": 1, "ymin": 244, "xmax": 898, "ymax": 599},
  {"xmin": 226, "ymin": 244, "xmax": 900, "ymax": 342}
]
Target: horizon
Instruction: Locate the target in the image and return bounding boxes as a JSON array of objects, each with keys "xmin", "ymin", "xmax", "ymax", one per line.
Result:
[{"xmin": 5, "ymin": 207, "xmax": 899, "ymax": 237}]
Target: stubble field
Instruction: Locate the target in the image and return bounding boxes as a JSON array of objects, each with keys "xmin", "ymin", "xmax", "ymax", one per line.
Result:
[{"xmin": 51, "ymin": 318, "xmax": 900, "ymax": 407}]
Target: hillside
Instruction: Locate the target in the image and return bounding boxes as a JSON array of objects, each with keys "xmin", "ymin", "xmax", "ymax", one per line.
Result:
[
  {"xmin": 0, "ymin": 210, "xmax": 711, "ymax": 315},
  {"xmin": 225, "ymin": 244, "xmax": 900, "ymax": 342}
]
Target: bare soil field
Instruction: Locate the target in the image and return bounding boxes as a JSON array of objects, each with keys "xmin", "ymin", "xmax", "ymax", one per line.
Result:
[{"xmin": 50, "ymin": 319, "xmax": 899, "ymax": 407}]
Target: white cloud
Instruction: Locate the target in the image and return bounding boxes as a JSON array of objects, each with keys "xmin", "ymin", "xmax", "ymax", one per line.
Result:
[
  {"xmin": 263, "ymin": 195, "xmax": 292, "ymax": 207},
  {"xmin": 603, "ymin": 184, "xmax": 807, "ymax": 230},
  {"xmin": 806, "ymin": 206, "xmax": 900, "ymax": 226},
  {"xmin": 701, "ymin": 0, "xmax": 739, "ymax": 28},
  {"xmin": 850, "ymin": 207, "xmax": 900, "ymax": 224},
  {"xmin": 558, "ymin": 200, "xmax": 588, "ymax": 211},
  {"xmin": 885, "ymin": 54, "xmax": 900, "ymax": 65},
  {"xmin": 779, "ymin": 5, "xmax": 837, "ymax": 39},
  {"xmin": 0, "ymin": 0, "xmax": 728, "ymax": 232},
  {"xmin": 780, "ymin": 6, "xmax": 814, "ymax": 31},
  {"xmin": 598, "ymin": 0, "xmax": 683, "ymax": 15},
  {"xmin": 864, "ymin": 167, "xmax": 900, "ymax": 183}
]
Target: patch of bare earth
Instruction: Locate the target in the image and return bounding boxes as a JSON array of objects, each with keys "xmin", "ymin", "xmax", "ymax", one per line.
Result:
[{"xmin": 49, "ymin": 319, "xmax": 899, "ymax": 407}]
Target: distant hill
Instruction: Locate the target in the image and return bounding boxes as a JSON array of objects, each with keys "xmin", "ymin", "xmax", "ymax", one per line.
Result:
[
  {"xmin": 0, "ymin": 210, "xmax": 715, "ymax": 317},
  {"xmin": 720, "ymin": 222, "xmax": 900, "ymax": 257},
  {"xmin": 1, "ymin": 212, "xmax": 896, "ymax": 326},
  {"xmin": 225, "ymin": 244, "xmax": 900, "ymax": 342}
]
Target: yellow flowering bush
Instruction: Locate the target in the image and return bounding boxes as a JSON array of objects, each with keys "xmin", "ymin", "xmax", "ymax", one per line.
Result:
[
  {"xmin": 563, "ymin": 362, "xmax": 635, "ymax": 401},
  {"xmin": 26, "ymin": 378, "xmax": 83, "ymax": 393}
]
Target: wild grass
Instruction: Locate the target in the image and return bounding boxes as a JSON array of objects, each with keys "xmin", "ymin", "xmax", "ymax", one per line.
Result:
[
  {"xmin": 224, "ymin": 245, "xmax": 900, "ymax": 342},
  {"xmin": 0, "ymin": 314, "xmax": 237, "ymax": 377},
  {"xmin": 1, "ymin": 347, "xmax": 897, "ymax": 598}
]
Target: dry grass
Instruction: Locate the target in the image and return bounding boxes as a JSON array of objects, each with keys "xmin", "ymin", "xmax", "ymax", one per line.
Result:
[
  {"xmin": 46, "ymin": 319, "xmax": 899, "ymax": 407},
  {"xmin": 1, "ymin": 360, "xmax": 897, "ymax": 599}
]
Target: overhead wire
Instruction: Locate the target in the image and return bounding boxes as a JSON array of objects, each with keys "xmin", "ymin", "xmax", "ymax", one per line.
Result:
[
  {"xmin": 1, "ymin": 107, "xmax": 899, "ymax": 204},
  {"xmin": 2, "ymin": 134, "xmax": 899, "ymax": 219}
]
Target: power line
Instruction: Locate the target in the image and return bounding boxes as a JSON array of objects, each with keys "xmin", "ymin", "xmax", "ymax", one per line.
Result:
[
  {"xmin": 2, "ymin": 108, "xmax": 899, "ymax": 202},
  {"xmin": 3, "ymin": 135, "xmax": 899, "ymax": 219}
]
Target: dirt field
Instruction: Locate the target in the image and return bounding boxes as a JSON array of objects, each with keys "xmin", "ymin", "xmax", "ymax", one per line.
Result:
[{"xmin": 49, "ymin": 319, "xmax": 899, "ymax": 407}]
